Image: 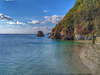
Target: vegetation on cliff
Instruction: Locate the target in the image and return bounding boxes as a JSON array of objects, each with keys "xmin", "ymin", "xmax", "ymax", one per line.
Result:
[{"xmin": 50, "ymin": 0, "xmax": 100, "ymax": 40}]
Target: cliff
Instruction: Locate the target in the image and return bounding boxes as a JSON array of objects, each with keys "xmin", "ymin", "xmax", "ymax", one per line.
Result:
[{"xmin": 50, "ymin": 0, "xmax": 100, "ymax": 40}]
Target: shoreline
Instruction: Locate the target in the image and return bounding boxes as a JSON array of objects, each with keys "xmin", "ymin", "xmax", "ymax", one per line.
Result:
[
  {"xmin": 74, "ymin": 40, "xmax": 92, "ymax": 44},
  {"xmin": 79, "ymin": 44, "xmax": 100, "ymax": 75}
]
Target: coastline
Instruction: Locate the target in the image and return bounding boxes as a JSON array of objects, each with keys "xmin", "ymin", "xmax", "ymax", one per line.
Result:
[
  {"xmin": 74, "ymin": 40, "xmax": 92, "ymax": 44},
  {"xmin": 79, "ymin": 44, "xmax": 100, "ymax": 75},
  {"xmin": 72, "ymin": 40, "xmax": 100, "ymax": 75},
  {"xmin": 71, "ymin": 45, "xmax": 92, "ymax": 74}
]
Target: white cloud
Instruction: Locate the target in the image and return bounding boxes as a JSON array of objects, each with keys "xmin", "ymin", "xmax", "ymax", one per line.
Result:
[
  {"xmin": 0, "ymin": 13, "xmax": 63, "ymax": 34},
  {"xmin": 0, "ymin": 13, "xmax": 12, "ymax": 20},
  {"xmin": 51, "ymin": 15, "xmax": 61, "ymax": 23},
  {"xmin": 43, "ymin": 15, "xmax": 63, "ymax": 24},
  {"xmin": 44, "ymin": 16, "xmax": 51, "ymax": 22},
  {"xmin": 43, "ymin": 10, "xmax": 49, "ymax": 13},
  {"xmin": 40, "ymin": 21, "xmax": 46, "ymax": 24},
  {"xmin": 7, "ymin": 21, "xmax": 16, "ymax": 25},
  {"xmin": 1, "ymin": 20, "xmax": 6, "ymax": 22},
  {"xmin": 16, "ymin": 21, "xmax": 24, "ymax": 25},
  {"xmin": 0, "ymin": 13, "xmax": 25, "ymax": 26},
  {"xmin": 4, "ymin": 0, "xmax": 15, "ymax": 2},
  {"xmin": 27, "ymin": 15, "xmax": 63, "ymax": 25},
  {"xmin": 29, "ymin": 20, "xmax": 40, "ymax": 24},
  {"xmin": 7, "ymin": 21, "xmax": 25, "ymax": 25}
]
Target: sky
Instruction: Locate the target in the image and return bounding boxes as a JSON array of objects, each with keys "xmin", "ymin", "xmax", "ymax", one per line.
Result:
[{"xmin": 0, "ymin": 0, "xmax": 76, "ymax": 34}]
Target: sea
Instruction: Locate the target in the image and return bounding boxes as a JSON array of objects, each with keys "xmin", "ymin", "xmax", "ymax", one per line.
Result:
[{"xmin": 0, "ymin": 34, "xmax": 91, "ymax": 75}]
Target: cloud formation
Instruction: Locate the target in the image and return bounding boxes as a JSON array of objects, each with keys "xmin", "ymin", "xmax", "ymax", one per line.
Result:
[
  {"xmin": 7, "ymin": 21, "xmax": 25, "ymax": 25},
  {"xmin": 0, "ymin": 13, "xmax": 63, "ymax": 34},
  {"xmin": 4, "ymin": 0, "xmax": 15, "ymax": 2},
  {"xmin": 28, "ymin": 20, "xmax": 40, "ymax": 24},
  {"xmin": 7, "ymin": 21, "xmax": 16, "ymax": 25},
  {"xmin": 43, "ymin": 10, "xmax": 49, "ymax": 13},
  {"xmin": 28, "ymin": 15, "xmax": 63, "ymax": 25},
  {"xmin": 0, "ymin": 13, "xmax": 12, "ymax": 20},
  {"xmin": 43, "ymin": 15, "xmax": 63, "ymax": 24},
  {"xmin": 0, "ymin": 13, "xmax": 63, "ymax": 26}
]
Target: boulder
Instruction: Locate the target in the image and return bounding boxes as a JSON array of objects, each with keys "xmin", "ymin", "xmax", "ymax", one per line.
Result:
[{"xmin": 37, "ymin": 31, "xmax": 44, "ymax": 37}]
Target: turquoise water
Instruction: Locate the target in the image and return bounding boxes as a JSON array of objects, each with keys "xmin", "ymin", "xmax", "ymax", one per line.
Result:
[{"xmin": 0, "ymin": 35, "xmax": 89, "ymax": 75}]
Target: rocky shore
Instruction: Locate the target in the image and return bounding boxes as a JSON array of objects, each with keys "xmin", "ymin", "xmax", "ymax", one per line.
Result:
[{"xmin": 80, "ymin": 44, "xmax": 100, "ymax": 75}]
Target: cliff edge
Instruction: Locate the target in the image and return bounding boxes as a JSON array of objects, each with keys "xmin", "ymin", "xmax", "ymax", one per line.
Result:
[{"xmin": 50, "ymin": 0, "xmax": 100, "ymax": 40}]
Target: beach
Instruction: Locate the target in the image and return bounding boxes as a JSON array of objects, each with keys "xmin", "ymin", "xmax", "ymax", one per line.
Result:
[{"xmin": 78, "ymin": 43, "xmax": 100, "ymax": 75}]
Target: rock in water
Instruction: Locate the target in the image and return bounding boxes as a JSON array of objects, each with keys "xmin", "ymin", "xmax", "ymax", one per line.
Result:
[{"xmin": 37, "ymin": 31, "xmax": 44, "ymax": 37}]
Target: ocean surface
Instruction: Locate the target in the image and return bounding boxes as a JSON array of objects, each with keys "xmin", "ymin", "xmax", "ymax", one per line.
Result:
[{"xmin": 0, "ymin": 34, "xmax": 90, "ymax": 75}]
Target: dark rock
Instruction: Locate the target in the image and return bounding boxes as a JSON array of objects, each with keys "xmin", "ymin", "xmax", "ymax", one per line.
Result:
[{"xmin": 37, "ymin": 31, "xmax": 44, "ymax": 37}]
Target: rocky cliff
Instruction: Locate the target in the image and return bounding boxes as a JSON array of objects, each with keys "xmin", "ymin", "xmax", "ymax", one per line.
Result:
[{"xmin": 50, "ymin": 0, "xmax": 100, "ymax": 40}]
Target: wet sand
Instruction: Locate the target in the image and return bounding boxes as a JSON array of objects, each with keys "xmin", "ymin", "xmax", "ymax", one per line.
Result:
[
  {"xmin": 78, "ymin": 43, "xmax": 100, "ymax": 75},
  {"xmin": 74, "ymin": 40, "xmax": 92, "ymax": 44},
  {"xmin": 71, "ymin": 45, "xmax": 92, "ymax": 74}
]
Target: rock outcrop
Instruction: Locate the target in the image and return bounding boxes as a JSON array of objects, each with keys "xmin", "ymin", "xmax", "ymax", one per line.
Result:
[
  {"xmin": 50, "ymin": 0, "xmax": 100, "ymax": 40},
  {"xmin": 37, "ymin": 31, "xmax": 44, "ymax": 37}
]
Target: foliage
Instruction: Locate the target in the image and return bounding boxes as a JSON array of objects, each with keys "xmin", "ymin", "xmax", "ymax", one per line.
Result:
[{"xmin": 53, "ymin": 0, "xmax": 100, "ymax": 37}]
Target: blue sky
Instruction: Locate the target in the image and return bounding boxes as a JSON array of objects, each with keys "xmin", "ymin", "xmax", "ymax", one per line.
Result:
[{"xmin": 0, "ymin": 0, "xmax": 76, "ymax": 34}]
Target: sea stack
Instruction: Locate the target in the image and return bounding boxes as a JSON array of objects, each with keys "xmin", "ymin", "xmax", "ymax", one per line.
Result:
[{"xmin": 37, "ymin": 31, "xmax": 44, "ymax": 37}]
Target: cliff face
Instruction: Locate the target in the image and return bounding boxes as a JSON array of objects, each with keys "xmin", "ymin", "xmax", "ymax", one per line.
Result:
[{"xmin": 50, "ymin": 0, "xmax": 100, "ymax": 40}]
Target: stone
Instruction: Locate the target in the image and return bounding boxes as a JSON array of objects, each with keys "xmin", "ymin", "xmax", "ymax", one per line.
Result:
[{"xmin": 37, "ymin": 31, "xmax": 44, "ymax": 37}]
